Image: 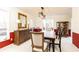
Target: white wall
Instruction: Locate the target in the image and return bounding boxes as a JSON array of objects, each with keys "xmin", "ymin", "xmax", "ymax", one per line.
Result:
[
  {"xmin": 72, "ymin": 8, "xmax": 79, "ymax": 33},
  {"xmin": 30, "ymin": 14, "xmax": 71, "ymax": 29},
  {"xmin": 9, "ymin": 8, "xmax": 29, "ymax": 32},
  {"xmin": 8, "ymin": 7, "xmax": 71, "ymax": 32},
  {"xmin": 0, "ymin": 7, "xmax": 32, "ymax": 40},
  {"xmin": 18, "ymin": 7, "xmax": 72, "ymax": 29},
  {"xmin": 52, "ymin": 14, "xmax": 71, "ymax": 29}
]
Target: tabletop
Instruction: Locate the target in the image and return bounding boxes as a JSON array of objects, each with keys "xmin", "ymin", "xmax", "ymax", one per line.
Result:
[{"xmin": 43, "ymin": 30, "xmax": 56, "ymax": 39}]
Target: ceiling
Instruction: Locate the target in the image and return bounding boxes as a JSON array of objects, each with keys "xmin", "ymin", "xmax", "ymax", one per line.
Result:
[{"xmin": 18, "ymin": 7, "xmax": 72, "ymax": 17}]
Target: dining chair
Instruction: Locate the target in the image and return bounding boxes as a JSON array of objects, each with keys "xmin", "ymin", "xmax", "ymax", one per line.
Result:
[
  {"xmin": 54, "ymin": 31, "xmax": 62, "ymax": 52},
  {"xmin": 44, "ymin": 30, "xmax": 56, "ymax": 52},
  {"xmin": 31, "ymin": 32, "xmax": 48, "ymax": 52},
  {"xmin": 47, "ymin": 30, "xmax": 61, "ymax": 52}
]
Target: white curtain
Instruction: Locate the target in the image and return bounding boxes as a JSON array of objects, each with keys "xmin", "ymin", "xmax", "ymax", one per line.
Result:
[
  {"xmin": 42, "ymin": 19, "xmax": 54, "ymax": 31},
  {"xmin": 0, "ymin": 8, "xmax": 9, "ymax": 42}
]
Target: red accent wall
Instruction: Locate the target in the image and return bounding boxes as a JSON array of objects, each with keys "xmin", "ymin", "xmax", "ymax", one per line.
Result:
[
  {"xmin": 0, "ymin": 32, "xmax": 14, "ymax": 48},
  {"xmin": 72, "ymin": 32, "xmax": 79, "ymax": 48},
  {"xmin": 0, "ymin": 39, "xmax": 13, "ymax": 48},
  {"xmin": 10, "ymin": 32, "xmax": 15, "ymax": 41}
]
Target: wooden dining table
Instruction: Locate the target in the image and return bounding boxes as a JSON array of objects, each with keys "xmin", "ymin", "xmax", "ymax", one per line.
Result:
[{"xmin": 43, "ymin": 30, "xmax": 56, "ymax": 52}]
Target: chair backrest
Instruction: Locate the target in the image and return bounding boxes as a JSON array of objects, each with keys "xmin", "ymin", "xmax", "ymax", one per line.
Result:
[{"xmin": 31, "ymin": 32, "xmax": 44, "ymax": 49}]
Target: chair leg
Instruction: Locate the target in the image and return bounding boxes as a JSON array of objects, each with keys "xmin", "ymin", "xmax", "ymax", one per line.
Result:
[
  {"xmin": 52, "ymin": 40, "xmax": 55, "ymax": 52},
  {"xmin": 52, "ymin": 43, "xmax": 55, "ymax": 52},
  {"xmin": 46, "ymin": 47, "xmax": 49, "ymax": 52},
  {"xmin": 59, "ymin": 44, "xmax": 61, "ymax": 52},
  {"xmin": 49, "ymin": 43, "xmax": 51, "ymax": 51}
]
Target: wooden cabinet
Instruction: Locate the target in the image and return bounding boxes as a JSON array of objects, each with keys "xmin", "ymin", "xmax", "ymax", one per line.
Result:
[
  {"xmin": 56, "ymin": 21, "xmax": 69, "ymax": 37},
  {"xmin": 14, "ymin": 29, "xmax": 30, "ymax": 45}
]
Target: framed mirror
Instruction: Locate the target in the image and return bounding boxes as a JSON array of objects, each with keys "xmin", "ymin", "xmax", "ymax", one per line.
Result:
[{"xmin": 18, "ymin": 13, "xmax": 27, "ymax": 29}]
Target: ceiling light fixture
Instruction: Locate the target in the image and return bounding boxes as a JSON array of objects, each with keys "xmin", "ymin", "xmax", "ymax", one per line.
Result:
[{"xmin": 39, "ymin": 7, "xmax": 46, "ymax": 19}]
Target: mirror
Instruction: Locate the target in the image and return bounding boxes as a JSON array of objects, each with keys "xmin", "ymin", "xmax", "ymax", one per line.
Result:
[{"xmin": 18, "ymin": 13, "xmax": 27, "ymax": 29}]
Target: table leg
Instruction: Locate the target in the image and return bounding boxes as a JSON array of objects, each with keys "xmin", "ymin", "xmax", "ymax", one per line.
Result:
[
  {"xmin": 49, "ymin": 40, "xmax": 52, "ymax": 51},
  {"xmin": 52, "ymin": 40, "xmax": 55, "ymax": 52},
  {"xmin": 49, "ymin": 43, "xmax": 51, "ymax": 51}
]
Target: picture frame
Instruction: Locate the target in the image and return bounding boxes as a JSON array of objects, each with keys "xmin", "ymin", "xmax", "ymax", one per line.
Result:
[{"xmin": 18, "ymin": 13, "xmax": 27, "ymax": 29}]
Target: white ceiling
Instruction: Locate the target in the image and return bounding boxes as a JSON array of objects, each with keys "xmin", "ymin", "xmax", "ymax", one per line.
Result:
[{"xmin": 18, "ymin": 7, "xmax": 72, "ymax": 16}]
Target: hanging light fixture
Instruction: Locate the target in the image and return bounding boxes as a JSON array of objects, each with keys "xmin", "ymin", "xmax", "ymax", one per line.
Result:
[{"xmin": 39, "ymin": 7, "xmax": 46, "ymax": 19}]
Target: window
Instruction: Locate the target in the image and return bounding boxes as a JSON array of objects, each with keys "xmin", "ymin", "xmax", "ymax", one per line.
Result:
[
  {"xmin": 0, "ymin": 8, "xmax": 9, "ymax": 42},
  {"xmin": 43, "ymin": 19, "xmax": 54, "ymax": 31}
]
